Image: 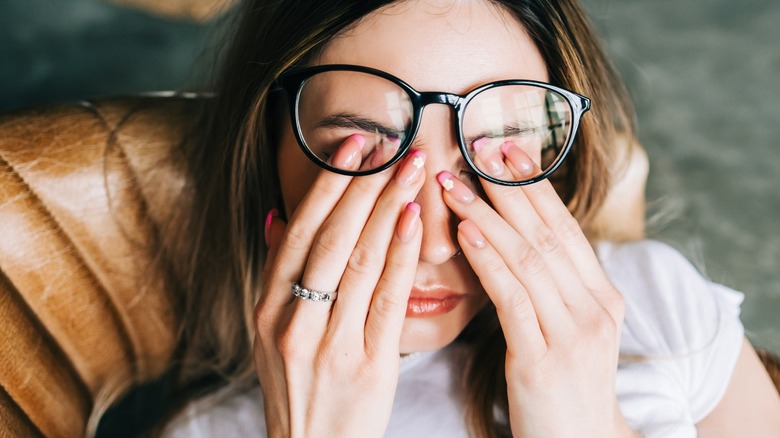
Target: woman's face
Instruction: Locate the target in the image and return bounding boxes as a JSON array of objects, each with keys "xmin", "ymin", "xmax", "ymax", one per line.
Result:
[{"xmin": 277, "ymin": 0, "xmax": 548, "ymax": 353}]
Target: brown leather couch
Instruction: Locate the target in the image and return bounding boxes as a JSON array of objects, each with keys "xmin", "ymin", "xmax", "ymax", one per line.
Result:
[{"xmin": 0, "ymin": 96, "xmax": 777, "ymax": 437}]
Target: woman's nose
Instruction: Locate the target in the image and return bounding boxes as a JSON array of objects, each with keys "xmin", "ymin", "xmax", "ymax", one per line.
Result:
[
  {"xmin": 411, "ymin": 105, "xmax": 461, "ymax": 264},
  {"xmin": 414, "ymin": 175, "xmax": 461, "ymax": 264}
]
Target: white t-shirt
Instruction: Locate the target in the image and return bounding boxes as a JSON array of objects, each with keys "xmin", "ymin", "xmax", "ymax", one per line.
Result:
[{"xmin": 163, "ymin": 240, "xmax": 745, "ymax": 437}]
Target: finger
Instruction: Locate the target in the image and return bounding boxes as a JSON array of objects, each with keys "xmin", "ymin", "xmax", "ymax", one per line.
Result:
[
  {"xmin": 438, "ymin": 172, "xmax": 575, "ymax": 337},
  {"xmin": 359, "ymin": 140, "xmax": 399, "ymax": 171},
  {"xmin": 456, "ymin": 219, "xmax": 548, "ymax": 360},
  {"xmin": 474, "ymin": 144, "xmax": 594, "ymax": 311},
  {"xmin": 364, "ymin": 202, "xmax": 422, "ymax": 358},
  {"xmin": 264, "ymin": 134, "xmax": 366, "ymax": 311},
  {"xmin": 295, "ymin": 150, "xmax": 416, "ymax": 312},
  {"xmin": 329, "ymin": 151, "xmax": 426, "ymax": 337},
  {"xmin": 501, "ymin": 143, "xmax": 616, "ymax": 311}
]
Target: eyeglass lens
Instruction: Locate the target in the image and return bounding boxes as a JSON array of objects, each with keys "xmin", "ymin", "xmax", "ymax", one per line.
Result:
[{"xmin": 296, "ymin": 70, "xmax": 573, "ymax": 182}]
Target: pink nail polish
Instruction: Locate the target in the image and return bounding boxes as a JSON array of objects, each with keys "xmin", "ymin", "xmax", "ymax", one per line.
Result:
[
  {"xmin": 501, "ymin": 141, "xmax": 535, "ymax": 176},
  {"xmin": 458, "ymin": 221, "xmax": 486, "ymax": 248},
  {"xmin": 472, "ymin": 139, "xmax": 505, "ymax": 176},
  {"xmin": 472, "ymin": 137, "xmax": 488, "ymax": 153},
  {"xmin": 396, "ymin": 150, "xmax": 426, "ymax": 186},
  {"xmin": 331, "ymin": 135, "xmax": 366, "ymax": 170},
  {"xmin": 350, "ymin": 133, "xmax": 366, "ymax": 149},
  {"xmin": 436, "ymin": 171, "xmax": 474, "ymax": 203},
  {"xmin": 264, "ymin": 208, "xmax": 279, "ymax": 244},
  {"xmin": 397, "ymin": 202, "xmax": 421, "ymax": 243}
]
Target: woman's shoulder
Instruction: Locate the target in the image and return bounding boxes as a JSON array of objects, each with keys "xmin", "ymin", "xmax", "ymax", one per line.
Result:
[
  {"xmin": 595, "ymin": 239, "xmax": 744, "ymax": 355},
  {"xmin": 597, "ymin": 240, "xmax": 746, "ymax": 432}
]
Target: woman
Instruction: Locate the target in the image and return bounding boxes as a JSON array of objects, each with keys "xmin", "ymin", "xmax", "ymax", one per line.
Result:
[{"xmin": 162, "ymin": 0, "xmax": 780, "ymax": 436}]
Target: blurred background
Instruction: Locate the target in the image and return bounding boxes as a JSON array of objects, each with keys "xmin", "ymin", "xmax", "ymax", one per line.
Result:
[
  {"xmin": 583, "ymin": 0, "xmax": 780, "ymax": 354},
  {"xmin": 1, "ymin": 0, "xmax": 778, "ymax": 434}
]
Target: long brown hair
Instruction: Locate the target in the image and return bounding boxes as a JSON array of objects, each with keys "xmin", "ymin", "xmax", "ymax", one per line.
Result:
[{"xmin": 170, "ymin": 0, "xmax": 635, "ymax": 436}]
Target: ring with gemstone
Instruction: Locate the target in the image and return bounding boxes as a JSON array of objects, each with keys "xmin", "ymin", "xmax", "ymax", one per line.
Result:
[{"xmin": 292, "ymin": 282, "xmax": 337, "ymax": 303}]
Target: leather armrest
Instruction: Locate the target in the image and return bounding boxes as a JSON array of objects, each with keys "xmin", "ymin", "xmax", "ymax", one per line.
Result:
[{"xmin": 0, "ymin": 96, "xmax": 196, "ymax": 436}]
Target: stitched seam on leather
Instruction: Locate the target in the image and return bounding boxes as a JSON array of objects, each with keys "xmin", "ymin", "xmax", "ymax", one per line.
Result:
[
  {"xmin": 0, "ymin": 150, "xmax": 138, "ymax": 387},
  {"xmin": 0, "ymin": 380, "xmax": 46, "ymax": 438}
]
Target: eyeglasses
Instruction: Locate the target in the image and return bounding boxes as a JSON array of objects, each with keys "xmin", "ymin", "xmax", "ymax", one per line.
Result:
[{"xmin": 274, "ymin": 64, "xmax": 590, "ymax": 186}]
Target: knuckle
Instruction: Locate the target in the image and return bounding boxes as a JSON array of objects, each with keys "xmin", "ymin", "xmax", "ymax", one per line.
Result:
[
  {"xmin": 531, "ymin": 224, "xmax": 559, "ymax": 254},
  {"xmin": 605, "ymin": 288, "xmax": 626, "ymax": 320},
  {"xmin": 515, "ymin": 244, "xmax": 545, "ymax": 275},
  {"xmin": 554, "ymin": 214, "xmax": 583, "ymax": 243},
  {"xmin": 312, "ymin": 225, "xmax": 345, "ymax": 258},
  {"xmin": 275, "ymin": 329, "xmax": 300, "ymax": 359},
  {"xmin": 371, "ymin": 285, "xmax": 405, "ymax": 318},
  {"xmin": 253, "ymin": 309, "xmax": 273, "ymax": 351},
  {"xmin": 353, "ymin": 357, "xmax": 385, "ymax": 388},
  {"xmin": 585, "ymin": 308, "xmax": 617, "ymax": 340},
  {"xmin": 502, "ymin": 290, "xmax": 534, "ymax": 320},
  {"xmin": 478, "ymin": 252, "xmax": 505, "ymax": 276},
  {"xmin": 347, "ymin": 242, "xmax": 382, "ymax": 274},
  {"xmin": 284, "ymin": 220, "xmax": 312, "ymax": 251},
  {"xmin": 253, "ymin": 301, "xmax": 270, "ymax": 331},
  {"xmin": 312, "ymin": 177, "xmax": 351, "ymax": 200}
]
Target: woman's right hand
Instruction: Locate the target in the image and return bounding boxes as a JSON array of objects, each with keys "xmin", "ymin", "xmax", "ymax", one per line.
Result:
[{"xmin": 253, "ymin": 134, "xmax": 426, "ymax": 437}]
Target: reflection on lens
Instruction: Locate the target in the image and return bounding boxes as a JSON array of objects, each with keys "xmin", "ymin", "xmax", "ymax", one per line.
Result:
[
  {"xmin": 462, "ymin": 85, "xmax": 572, "ymax": 182},
  {"xmin": 296, "ymin": 71, "xmax": 413, "ymax": 171}
]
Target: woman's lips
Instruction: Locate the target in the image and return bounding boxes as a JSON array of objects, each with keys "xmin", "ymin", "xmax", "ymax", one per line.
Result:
[{"xmin": 406, "ymin": 287, "xmax": 465, "ymax": 318}]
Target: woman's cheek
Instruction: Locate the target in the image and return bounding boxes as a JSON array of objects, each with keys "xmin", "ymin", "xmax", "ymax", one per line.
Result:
[{"xmin": 277, "ymin": 129, "xmax": 320, "ymax": 216}]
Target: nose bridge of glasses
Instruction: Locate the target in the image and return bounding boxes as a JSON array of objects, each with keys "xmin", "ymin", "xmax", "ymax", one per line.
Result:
[{"xmin": 418, "ymin": 91, "xmax": 463, "ymax": 110}]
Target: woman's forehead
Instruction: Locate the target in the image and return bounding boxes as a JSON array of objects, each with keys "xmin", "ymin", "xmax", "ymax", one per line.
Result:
[{"xmin": 315, "ymin": 0, "xmax": 549, "ymax": 94}]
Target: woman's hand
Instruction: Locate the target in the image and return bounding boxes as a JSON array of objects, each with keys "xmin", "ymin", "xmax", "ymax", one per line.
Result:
[
  {"xmin": 254, "ymin": 134, "xmax": 426, "ymax": 437},
  {"xmin": 439, "ymin": 142, "xmax": 637, "ymax": 437}
]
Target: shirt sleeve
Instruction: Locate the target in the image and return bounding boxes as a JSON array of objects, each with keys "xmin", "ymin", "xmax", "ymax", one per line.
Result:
[{"xmin": 597, "ymin": 240, "xmax": 745, "ymax": 437}]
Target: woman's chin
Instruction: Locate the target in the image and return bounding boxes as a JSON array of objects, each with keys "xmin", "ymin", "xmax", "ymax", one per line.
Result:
[{"xmin": 398, "ymin": 312, "xmax": 471, "ymax": 354}]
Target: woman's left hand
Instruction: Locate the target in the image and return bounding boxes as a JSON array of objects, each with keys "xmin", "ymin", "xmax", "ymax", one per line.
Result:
[{"xmin": 438, "ymin": 143, "xmax": 638, "ymax": 438}]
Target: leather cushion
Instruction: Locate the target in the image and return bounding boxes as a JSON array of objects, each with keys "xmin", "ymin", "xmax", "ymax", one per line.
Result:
[{"xmin": 0, "ymin": 96, "xmax": 195, "ymax": 436}]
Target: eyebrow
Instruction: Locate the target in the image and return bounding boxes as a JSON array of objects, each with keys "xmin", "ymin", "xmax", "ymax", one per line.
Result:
[
  {"xmin": 464, "ymin": 122, "xmax": 540, "ymax": 145},
  {"xmin": 318, "ymin": 113, "xmax": 405, "ymax": 139}
]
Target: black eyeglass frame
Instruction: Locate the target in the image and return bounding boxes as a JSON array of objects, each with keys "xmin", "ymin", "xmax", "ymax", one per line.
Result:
[{"xmin": 274, "ymin": 64, "xmax": 591, "ymax": 186}]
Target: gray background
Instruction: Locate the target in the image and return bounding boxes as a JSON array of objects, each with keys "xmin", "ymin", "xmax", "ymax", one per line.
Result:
[
  {"xmin": 583, "ymin": 0, "xmax": 780, "ymax": 354},
  {"xmin": 1, "ymin": 0, "xmax": 778, "ymax": 433}
]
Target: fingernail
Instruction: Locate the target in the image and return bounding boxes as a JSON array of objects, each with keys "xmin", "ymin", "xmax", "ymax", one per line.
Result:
[
  {"xmin": 397, "ymin": 202, "xmax": 421, "ymax": 243},
  {"xmin": 350, "ymin": 133, "xmax": 366, "ymax": 149},
  {"xmin": 472, "ymin": 137, "xmax": 488, "ymax": 153},
  {"xmin": 436, "ymin": 171, "xmax": 474, "ymax": 203},
  {"xmin": 482, "ymin": 150, "xmax": 506, "ymax": 176},
  {"xmin": 395, "ymin": 150, "xmax": 426, "ymax": 186},
  {"xmin": 458, "ymin": 220, "xmax": 486, "ymax": 248},
  {"xmin": 264, "ymin": 208, "xmax": 279, "ymax": 245},
  {"xmin": 332, "ymin": 134, "xmax": 365, "ymax": 169},
  {"xmin": 472, "ymin": 138, "xmax": 505, "ymax": 176},
  {"xmin": 501, "ymin": 141, "xmax": 536, "ymax": 177}
]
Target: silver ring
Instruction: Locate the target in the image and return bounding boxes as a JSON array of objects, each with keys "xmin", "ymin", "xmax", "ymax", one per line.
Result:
[{"xmin": 292, "ymin": 282, "xmax": 337, "ymax": 303}]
